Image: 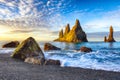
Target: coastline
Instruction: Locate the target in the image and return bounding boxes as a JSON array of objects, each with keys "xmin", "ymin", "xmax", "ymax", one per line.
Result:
[{"xmin": 0, "ymin": 54, "xmax": 119, "ymax": 80}]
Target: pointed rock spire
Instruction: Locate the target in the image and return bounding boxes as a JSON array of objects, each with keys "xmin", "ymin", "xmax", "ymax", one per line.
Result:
[
  {"xmin": 108, "ymin": 26, "xmax": 113, "ymax": 39},
  {"xmin": 104, "ymin": 36, "xmax": 107, "ymax": 42},
  {"xmin": 64, "ymin": 24, "xmax": 70, "ymax": 35},
  {"xmin": 59, "ymin": 29, "xmax": 63, "ymax": 38},
  {"xmin": 72, "ymin": 19, "xmax": 82, "ymax": 31},
  {"xmin": 104, "ymin": 26, "xmax": 115, "ymax": 42}
]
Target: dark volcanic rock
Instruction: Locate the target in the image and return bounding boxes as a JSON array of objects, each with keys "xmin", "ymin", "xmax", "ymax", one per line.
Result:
[
  {"xmin": 11, "ymin": 37, "xmax": 44, "ymax": 60},
  {"xmin": 104, "ymin": 26, "xmax": 116, "ymax": 42},
  {"xmin": 2, "ymin": 41, "xmax": 19, "ymax": 48},
  {"xmin": 54, "ymin": 19, "xmax": 88, "ymax": 42},
  {"xmin": 44, "ymin": 43, "xmax": 61, "ymax": 51},
  {"xmin": 80, "ymin": 46, "xmax": 92, "ymax": 52},
  {"xmin": 44, "ymin": 59, "xmax": 61, "ymax": 65}
]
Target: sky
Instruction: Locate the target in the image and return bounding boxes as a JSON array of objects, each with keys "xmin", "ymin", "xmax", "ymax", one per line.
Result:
[{"xmin": 0, "ymin": 0, "xmax": 120, "ymax": 41}]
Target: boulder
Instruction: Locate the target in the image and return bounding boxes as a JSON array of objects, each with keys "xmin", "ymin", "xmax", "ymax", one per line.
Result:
[
  {"xmin": 104, "ymin": 26, "xmax": 116, "ymax": 42},
  {"xmin": 54, "ymin": 19, "xmax": 88, "ymax": 42},
  {"xmin": 80, "ymin": 46, "xmax": 92, "ymax": 52},
  {"xmin": 44, "ymin": 59, "xmax": 61, "ymax": 65},
  {"xmin": 44, "ymin": 43, "xmax": 61, "ymax": 51},
  {"xmin": 2, "ymin": 41, "xmax": 19, "ymax": 48},
  {"xmin": 11, "ymin": 37, "xmax": 44, "ymax": 60},
  {"xmin": 24, "ymin": 57, "xmax": 45, "ymax": 65}
]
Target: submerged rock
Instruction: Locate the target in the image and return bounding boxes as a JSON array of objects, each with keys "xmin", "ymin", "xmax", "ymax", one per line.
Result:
[
  {"xmin": 54, "ymin": 19, "xmax": 88, "ymax": 42},
  {"xmin": 104, "ymin": 26, "xmax": 116, "ymax": 42},
  {"xmin": 2, "ymin": 41, "xmax": 19, "ymax": 48},
  {"xmin": 44, "ymin": 59, "xmax": 61, "ymax": 65},
  {"xmin": 44, "ymin": 43, "xmax": 61, "ymax": 51},
  {"xmin": 11, "ymin": 37, "xmax": 44, "ymax": 60},
  {"xmin": 80, "ymin": 46, "xmax": 92, "ymax": 52}
]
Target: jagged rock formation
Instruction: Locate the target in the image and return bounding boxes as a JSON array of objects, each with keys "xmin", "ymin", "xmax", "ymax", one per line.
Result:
[
  {"xmin": 11, "ymin": 37, "xmax": 44, "ymax": 61},
  {"xmin": 44, "ymin": 43, "xmax": 61, "ymax": 51},
  {"xmin": 2, "ymin": 41, "xmax": 19, "ymax": 48},
  {"xmin": 54, "ymin": 19, "xmax": 88, "ymax": 42},
  {"xmin": 104, "ymin": 26, "xmax": 115, "ymax": 42}
]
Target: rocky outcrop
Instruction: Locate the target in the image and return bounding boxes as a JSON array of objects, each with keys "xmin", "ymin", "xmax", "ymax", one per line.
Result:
[
  {"xmin": 104, "ymin": 26, "xmax": 115, "ymax": 42},
  {"xmin": 2, "ymin": 41, "xmax": 19, "ymax": 48},
  {"xmin": 11, "ymin": 37, "xmax": 44, "ymax": 61},
  {"xmin": 54, "ymin": 19, "xmax": 88, "ymax": 42},
  {"xmin": 80, "ymin": 46, "xmax": 92, "ymax": 52},
  {"xmin": 44, "ymin": 59, "xmax": 61, "ymax": 65},
  {"xmin": 44, "ymin": 43, "xmax": 61, "ymax": 51},
  {"xmin": 24, "ymin": 57, "xmax": 45, "ymax": 65}
]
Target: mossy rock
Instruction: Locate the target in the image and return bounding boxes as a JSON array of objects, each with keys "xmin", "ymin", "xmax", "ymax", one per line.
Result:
[{"xmin": 11, "ymin": 37, "xmax": 44, "ymax": 60}]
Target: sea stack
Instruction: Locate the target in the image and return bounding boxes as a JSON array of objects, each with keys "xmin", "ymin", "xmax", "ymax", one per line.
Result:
[
  {"xmin": 104, "ymin": 26, "xmax": 115, "ymax": 42},
  {"xmin": 54, "ymin": 19, "xmax": 88, "ymax": 42}
]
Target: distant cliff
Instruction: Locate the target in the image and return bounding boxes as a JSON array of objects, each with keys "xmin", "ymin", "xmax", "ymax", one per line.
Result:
[
  {"xmin": 54, "ymin": 19, "xmax": 88, "ymax": 42},
  {"xmin": 104, "ymin": 26, "xmax": 116, "ymax": 42}
]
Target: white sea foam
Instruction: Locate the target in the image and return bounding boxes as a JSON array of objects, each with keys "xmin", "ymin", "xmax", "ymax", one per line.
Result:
[
  {"xmin": 0, "ymin": 48, "xmax": 15, "ymax": 54},
  {"xmin": 44, "ymin": 50, "xmax": 120, "ymax": 72}
]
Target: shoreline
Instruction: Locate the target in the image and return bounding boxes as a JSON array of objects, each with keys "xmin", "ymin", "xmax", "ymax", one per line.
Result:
[{"xmin": 0, "ymin": 54, "xmax": 119, "ymax": 80}]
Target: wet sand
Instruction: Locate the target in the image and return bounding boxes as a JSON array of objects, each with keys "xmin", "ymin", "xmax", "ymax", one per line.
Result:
[{"xmin": 0, "ymin": 54, "xmax": 120, "ymax": 80}]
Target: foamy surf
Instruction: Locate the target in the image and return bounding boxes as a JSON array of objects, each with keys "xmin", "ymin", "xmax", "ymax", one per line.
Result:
[
  {"xmin": 44, "ymin": 47, "xmax": 120, "ymax": 72},
  {"xmin": 0, "ymin": 48, "xmax": 15, "ymax": 54}
]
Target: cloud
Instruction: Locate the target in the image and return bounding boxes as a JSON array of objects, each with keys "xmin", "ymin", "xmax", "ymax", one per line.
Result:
[
  {"xmin": 9, "ymin": 29, "xmax": 40, "ymax": 33},
  {"xmin": 0, "ymin": 0, "xmax": 74, "ymax": 32},
  {"xmin": 46, "ymin": 1, "xmax": 50, "ymax": 7},
  {"xmin": 76, "ymin": 7, "xmax": 120, "ymax": 32}
]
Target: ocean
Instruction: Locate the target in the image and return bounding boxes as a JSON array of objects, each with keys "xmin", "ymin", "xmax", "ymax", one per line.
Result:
[{"xmin": 0, "ymin": 41, "xmax": 120, "ymax": 72}]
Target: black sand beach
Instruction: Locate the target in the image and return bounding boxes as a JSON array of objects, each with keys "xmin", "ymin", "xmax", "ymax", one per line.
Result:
[{"xmin": 0, "ymin": 54, "xmax": 119, "ymax": 80}]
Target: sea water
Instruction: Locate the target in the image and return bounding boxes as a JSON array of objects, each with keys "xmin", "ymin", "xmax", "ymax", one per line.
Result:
[{"xmin": 0, "ymin": 41, "xmax": 120, "ymax": 72}]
